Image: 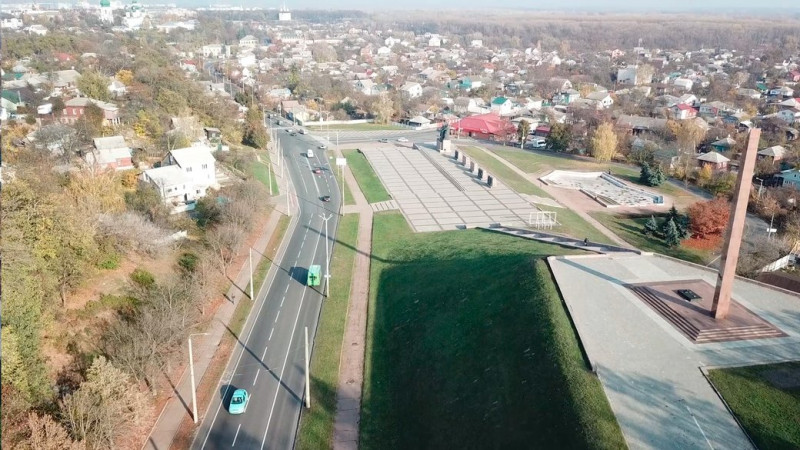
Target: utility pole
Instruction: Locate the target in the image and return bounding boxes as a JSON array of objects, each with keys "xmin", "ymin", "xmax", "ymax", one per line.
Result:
[
  {"xmin": 267, "ymin": 162, "xmax": 273, "ymax": 196},
  {"xmin": 304, "ymin": 326, "xmax": 311, "ymax": 408},
  {"xmin": 249, "ymin": 248, "xmax": 254, "ymax": 300},
  {"xmin": 189, "ymin": 333, "xmax": 209, "ymax": 424},
  {"xmin": 320, "ymin": 214, "xmax": 333, "ymax": 297}
]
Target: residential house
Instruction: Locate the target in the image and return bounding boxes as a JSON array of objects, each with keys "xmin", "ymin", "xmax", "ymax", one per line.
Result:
[
  {"xmin": 554, "ymin": 89, "xmax": 581, "ymax": 105},
  {"xmin": 161, "ymin": 145, "xmax": 218, "ymax": 193},
  {"xmin": 671, "ymin": 103, "xmax": 697, "ymax": 120},
  {"xmin": 757, "ymin": 145, "xmax": 787, "ymax": 162},
  {"xmin": 201, "ymin": 44, "xmax": 223, "ymax": 58},
  {"xmin": 709, "ymin": 136, "xmax": 736, "ymax": 152},
  {"xmin": 777, "ymin": 168, "xmax": 800, "ymax": 189},
  {"xmin": 770, "ymin": 86, "xmax": 794, "ymax": 98},
  {"xmin": 673, "ymin": 77, "xmax": 694, "ymax": 91},
  {"xmin": 26, "ymin": 24, "xmax": 48, "ymax": 36},
  {"xmin": 617, "ymin": 115, "xmax": 668, "ymax": 135},
  {"xmin": 239, "ymin": 35, "xmax": 258, "ymax": 48},
  {"xmin": 697, "ymin": 151, "xmax": 729, "ymax": 171},
  {"xmin": 700, "ymin": 101, "xmax": 736, "ymax": 117},
  {"xmin": 53, "ymin": 69, "xmax": 82, "ymax": 95},
  {"xmin": 678, "ymin": 94, "xmax": 698, "ymax": 105},
  {"xmin": 617, "ymin": 66, "xmax": 638, "ymax": 85},
  {"xmin": 354, "ymin": 79, "xmax": 381, "ymax": 96},
  {"xmin": 586, "ymin": 91, "xmax": 614, "ymax": 109},
  {"xmin": 453, "ymin": 97, "xmax": 489, "ymax": 115},
  {"xmin": 139, "ymin": 165, "xmax": 195, "ymax": 210},
  {"xmin": 428, "ymin": 35, "xmax": 442, "ymax": 47},
  {"xmin": 548, "ymin": 77, "xmax": 572, "ymax": 92},
  {"xmin": 61, "ymin": 97, "xmax": 120, "ymax": 126},
  {"xmin": 778, "ymin": 108, "xmax": 800, "ymax": 124},
  {"xmin": 400, "ymin": 82, "xmax": 423, "ymax": 99},
  {"xmin": 490, "ymin": 96, "xmax": 515, "ymax": 116},
  {"xmin": 267, "ymin": 88, "xmax": 292, "ymax": 100},
  {"xmin": 789, "ymin": 70, "xmax": 800, "ymax": 83},
  {"xmin": 407, "ymin": 116, "xmax": 431, "ymax": 128},
  {"xmin": 736, "ymin": 88, "xmax": 761, "ymax": 99},
  {"xmin": 108, "ymin": 79, "xmax": 127, "ymax": 98},
  {"xmin": 86, "ymin": 136, "xmax": 134, "ymax": 171}
]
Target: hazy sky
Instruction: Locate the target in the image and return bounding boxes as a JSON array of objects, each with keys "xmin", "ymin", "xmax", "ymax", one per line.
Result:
[{"xmin": 201, "ymin": 0, "xmax": 800, "ymax": 11}]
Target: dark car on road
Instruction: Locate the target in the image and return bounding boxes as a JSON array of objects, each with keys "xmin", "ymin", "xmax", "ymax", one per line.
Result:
[
  {"xmin": 378, "ymin": 138, "xmax": 389, "ymax": 143},
  {"xmin": 321, "ymin": 195, "xmax": 331, "ymax": 202},
  {"xmin": 312, "ymin": 167, "xmax": 323, "ymax": 174}
]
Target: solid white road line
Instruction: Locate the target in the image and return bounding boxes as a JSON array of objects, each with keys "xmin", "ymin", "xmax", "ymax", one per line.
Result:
[
  {"xmin": 252, "ymin": 369, "xmax": 260, "ymax": 386},
  {"xmin": 259, "ymin": 223, "xmax": 323, "ymax": 449},
  {"xmin": 274, "ymin": 310, "xmax": 280, "ymax": 322},
  {"xmin": 305, "ymin": 157, "xmax": 321, "ymax": 196},
  {"xmin": 261, "ymin": 346, "xmax": 269, "ymax": 360},
  {"xmin": 232, "ymin": 424, "xmax": 241, "ymax": 447},
  {"xmin": 268, "ymin": 328, "xmax": 274, "ymax": 341}
]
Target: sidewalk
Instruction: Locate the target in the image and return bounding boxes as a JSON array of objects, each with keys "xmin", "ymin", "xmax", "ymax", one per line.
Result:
[
  {"xmin": 332, "ymin": 147, "xmax": 374, "ymax": 450},
  {"xmin": 466, "ymin": 144, "xmax": 631, "ymax": 248},
  {"xmin": 143, "ymin": 196, "xmax": 293, "ymax": 449}
]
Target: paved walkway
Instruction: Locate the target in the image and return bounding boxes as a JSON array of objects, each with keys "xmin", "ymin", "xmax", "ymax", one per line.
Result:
[
  {"xmin": 332, "ymin": 147, "xmax": 374, "ymax": 450},
  {"xmin": 465, "ymin": 145, "xmax": 631, "ymax": 247},
  {"xmin": 549, "ymin": 253, "xmax": 800, "ymax": 450},
  {"xmin": 482, "ymin": 225, "xmax": 638, "ymax": 255}
]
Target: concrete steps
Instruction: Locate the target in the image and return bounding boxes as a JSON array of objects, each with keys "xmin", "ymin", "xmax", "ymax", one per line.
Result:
[{"xmin": 370, "ymin": 200, "xmax": 399, "ymax": 212}]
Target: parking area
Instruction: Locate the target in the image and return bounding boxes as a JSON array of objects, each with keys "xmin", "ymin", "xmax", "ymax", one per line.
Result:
[{"xmin": 362, "ymin": 144, "xmax": 538, "ymax": 232}]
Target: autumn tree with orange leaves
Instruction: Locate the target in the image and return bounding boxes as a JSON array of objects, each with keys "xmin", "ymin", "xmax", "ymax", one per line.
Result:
[{"xmin": 689, "ymin": 198, "xmax": 731, "ymax": 239}]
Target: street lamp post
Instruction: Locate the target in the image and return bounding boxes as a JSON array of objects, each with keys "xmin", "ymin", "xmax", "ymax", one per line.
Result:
[
  {"xmin": 189, "ymin": 332, "xmax": 209, "ymax": 424},
  {"xmin": 320, "ymin": 214, "xmax": 332, "ymax": 297}
]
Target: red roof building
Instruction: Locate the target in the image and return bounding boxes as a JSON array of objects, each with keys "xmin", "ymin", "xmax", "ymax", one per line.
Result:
[{"xmin": 452, "ymin": 112, "xmax": 516, "ymax": 140}]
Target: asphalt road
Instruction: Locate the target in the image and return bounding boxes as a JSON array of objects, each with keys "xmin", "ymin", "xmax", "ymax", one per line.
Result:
[{"xmin": 192, "ymin": 130, "xmax": 341, "ymax": 450}]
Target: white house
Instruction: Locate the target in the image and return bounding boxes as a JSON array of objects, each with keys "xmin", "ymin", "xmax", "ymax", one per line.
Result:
[
  {"xmin": 162, "ymin": 145, "xmax": 218, "ymax": 193},
  {"xmin": 617, "ymin": 66, "xmax": 638, "ymax": 85},
  {"xmin": 1, "ymin": 18, "xmax": 23, "ymax": 30},
  {"xmin": 140, "ymin": 165, "xmax": 195, "ymax": 208},
  {"xmin": 237, "ymin": 53, "xmax": 256, "ymax": 68},
  {"xmin": 428, "ymin": 35, "xmax": 441, "ymax": 47},
  {"xmin": 108, "ymin": 79, "xmax": 127, "ymax": 98},
  {"xmin": 400, "ymin": 82, "xmax": 423, "ymax": 99},
  {"xmin": 586, "ymin": 91, "xmax": 614, "ymax": 109},
  {"xmin": 239, "ymin": 35, "xmax": 258, "ymax": 48},
  {"xmin": 490, "ymin": 96, "xmax": 515, "ymax": 115},
  {"xmin": 673, "ymin": 77, "xmax": 694, "ymax": 91},
  {"xmin": 354, "ymin": 79, "xmax": 380, "ymax": 96},
  {"xmin": 471, "ymin": 39, "xmax": 483, "ymax": 48},
  {"xmin": 25, "ymin": 24, "xmax": 48, "ymax": 36},
  {"xmin": 201, "ymin": 44, "xmax": 223, "ymax": 58}
]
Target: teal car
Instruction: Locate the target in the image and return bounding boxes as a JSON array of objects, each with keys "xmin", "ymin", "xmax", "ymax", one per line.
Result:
[{"xmin": 228, "ymin": 388, "xmax": 249, "ymax": 415}]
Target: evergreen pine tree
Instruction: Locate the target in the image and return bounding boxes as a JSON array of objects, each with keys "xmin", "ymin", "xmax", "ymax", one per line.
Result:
[
  {"xmin": 643, "ymin": 215, "xmax": 659, "ymax": 235},
  {"xmin": 663, "ymin": 218, "xmax": 680, "ymax": 247},
  {"xmin": 639, "ymin": 163, "xmax": 652, "ymax": 185},
  {"xmin": 651, "ymin": 164, "xmax": 666, "ymax": 186}
]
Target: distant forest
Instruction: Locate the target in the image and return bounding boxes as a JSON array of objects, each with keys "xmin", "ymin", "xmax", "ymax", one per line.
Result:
[{"xmin": 370, "ymin": 13, "xmax": 800, "ymax": 54}]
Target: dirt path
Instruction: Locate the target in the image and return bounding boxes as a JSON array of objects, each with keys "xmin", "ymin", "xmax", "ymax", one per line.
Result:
[{"xmin": 332, "ymin": 146, "xmax": 374, "ymax": 450}]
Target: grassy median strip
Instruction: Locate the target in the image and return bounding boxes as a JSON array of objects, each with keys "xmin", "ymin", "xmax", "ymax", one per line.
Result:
[
  {"xmin": 329, "ymin": 157, "xmax": 355, "ymax": 206},
  {"xmin": 343, "ymin": 149, "xmax": 391, "ymax": 203},
  {"xmin": 707, "ymin": 362, "xmax": 800, "ymax": 450},
  {"xmin": 297, "ymin": 213, "xmax": 360, "ymax": 450},
  {"xmin": 361, "ymin": 212, "xmax": 625, "ymax": 450}
]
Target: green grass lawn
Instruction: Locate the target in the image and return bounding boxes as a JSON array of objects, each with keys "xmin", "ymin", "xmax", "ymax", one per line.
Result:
[
  {"xmin": 361, "ymin": 212, "xmax": 626, "ymax": 450},
  {"xmin": 327, "ymin": 155, "xmax": 355, "ymax": 206},
  {"xmin": 458, "ymin": 145, "xmax": 545, "ymax": 196},
  {"xmin": 297, "ymin": 213, "xmax": 360, "ymax": 450},
  {"xmin": 309, "ymin": 123, "xmax": 404, "ymax": 131},
  {"xmin": 458, "ymin": 145, "xmax": 613, "ymax": 244},
  {"xmin": 249, "ymin": 159, "xmax": 280, "ymax": 195},
  {"xmin": 589, "ymin": 212, "xmax": 712, "ymax": 264},
  {"xmin": 343, "ymin": 149, "xmax": 391, "ymax": 203},
  {"xmin": 708, "ymin": 362, "xmax": 800, "ymax": 450},
  {"xmin": 491, "ymin": 147, "xmax": 693, "ymax": 200}
]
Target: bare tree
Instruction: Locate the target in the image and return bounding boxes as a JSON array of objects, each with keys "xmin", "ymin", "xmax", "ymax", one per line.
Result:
[
  {"xmin": 61, "ymin": 357, "xmax": 149, "ymax": 449},
  {"xmin": 24, "ymin": 413, "xmax": 84, "ymax": 450},
  {"xmin": 205, "ymin": 223, "xmax": 246, "ymax": 271}
]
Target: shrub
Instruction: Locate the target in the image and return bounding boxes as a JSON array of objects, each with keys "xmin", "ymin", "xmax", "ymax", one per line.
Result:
[
  {"xmin": 178, "ymin": 252, "xmax": 199, "ymax": 273},
  {"xmin": 130, "ymin": 268, "xmax": 155, "ymax": 288},
  {"xmin": 97, "ymin": 251, "xmax": 121, "ymax": 270}
]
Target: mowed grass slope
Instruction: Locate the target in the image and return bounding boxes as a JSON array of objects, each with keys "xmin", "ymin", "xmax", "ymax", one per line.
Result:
[
  {"xmin": 343, "ymin": 149, "xmax": 391, "ymax": 204},
  {"xmin": 361, "ymin": 212, "xmax": 625, "ymax": 450},
  {"xmin": 708, "ymin": 362, "xmax": 800, "ymax": 450}
]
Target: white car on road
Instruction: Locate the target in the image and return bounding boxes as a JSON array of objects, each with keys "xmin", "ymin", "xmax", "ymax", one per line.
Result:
[{"xmin": 397, "ymin": 137, "xmax": 409, "ymax": 142}]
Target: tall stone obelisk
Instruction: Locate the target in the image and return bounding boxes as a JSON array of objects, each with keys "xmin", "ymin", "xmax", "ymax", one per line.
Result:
[{"xmin": 711, "ymin": 128, "xmax": 760, "ymax": 319}]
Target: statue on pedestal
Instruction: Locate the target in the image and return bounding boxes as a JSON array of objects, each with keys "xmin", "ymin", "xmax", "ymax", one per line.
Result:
[{"xmin": 438, "ymin": 123, "xmax": 450, "ymax": 142}]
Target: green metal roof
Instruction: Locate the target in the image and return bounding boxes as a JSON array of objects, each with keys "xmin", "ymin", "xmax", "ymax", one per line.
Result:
[{"xmin": 491, "ymin": 96, "xmax": 508, "ymax": 105}]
